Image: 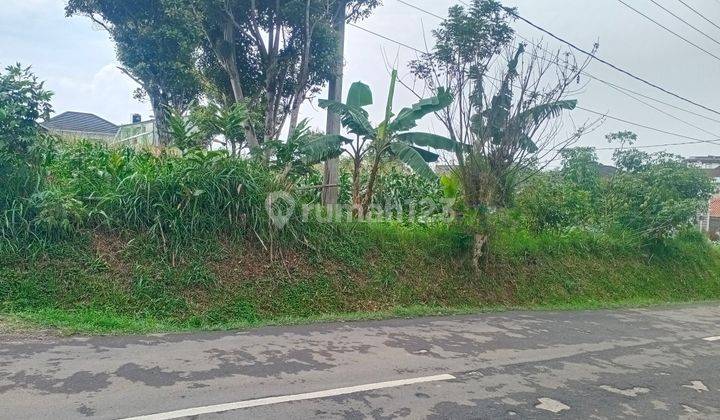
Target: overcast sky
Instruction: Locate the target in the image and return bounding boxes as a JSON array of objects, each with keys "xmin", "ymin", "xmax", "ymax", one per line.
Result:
[{"xmin": 3, "ymin": 0, "xmax": 720, "ymax": 164}]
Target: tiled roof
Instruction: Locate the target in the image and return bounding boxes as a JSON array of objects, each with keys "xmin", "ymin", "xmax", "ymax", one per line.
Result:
[
  {"xmin": 41, "ymin": 111, "xmax": 119, "ymax": 135},
  {"xmin": 688, "ymin": 156, "xmax": 720, "ymax": 165},
  {"xmin": 705, "ymin": 166, "xmax": 720, "ymax": 178},
  {"xmin": 710, "ymin": 195, "xmax": 720, "ymax": 218}
]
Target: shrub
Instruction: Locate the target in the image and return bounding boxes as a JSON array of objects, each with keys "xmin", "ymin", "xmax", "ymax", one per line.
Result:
[
  {"xmin": 604, "ymin": 153, "xmax": 713, "ymax": 243},
  {"xmin": 0, "ymin": 64, "xmax": 53, "ymax": 154},
  {"xmin": 371, "ymin": 167, "xmax": 445, "ymax": 216},
  {"xmin": 515, "ymin": 173, "xmax": 594, "ymax": 232}
]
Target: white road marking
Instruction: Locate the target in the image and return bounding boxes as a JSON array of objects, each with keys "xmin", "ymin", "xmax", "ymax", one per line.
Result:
[
  {"xmin": 120, "ymin": 374, "xmax": 456, "ymax": 420},
  {"xmin": 683, "ymin": 381, "xmax": 709, "ymax": 392},
  {"xmin": 535, "ymin": 398, "xmax": 570, "ymax": 413},
  {"xmin": 703, "ymin": 336, "xmax": 720, "ymax": 342},
  {"xmin": 682, "ymin": 404, "xmax": 700, "ymax": 414},
  {"xmin": 599, "ymin": 385, "xmax": 650, "ymax": 397}
]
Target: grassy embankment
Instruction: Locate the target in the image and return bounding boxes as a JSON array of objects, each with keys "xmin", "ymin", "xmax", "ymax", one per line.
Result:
[
  {"xmin": 2, "ymin": 143, "xmax": 719, "ymax": 334},
  {"xmin": 2, "ymin": 223, "xmax": 719, "ymax": 335}
]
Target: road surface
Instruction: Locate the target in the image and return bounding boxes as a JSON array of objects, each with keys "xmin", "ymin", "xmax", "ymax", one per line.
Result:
[{"xmin": 2, "ymin": 304, "xmax": 720, "ymax": 419}]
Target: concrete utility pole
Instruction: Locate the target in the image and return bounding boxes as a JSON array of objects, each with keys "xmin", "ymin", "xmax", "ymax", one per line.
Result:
[{"xmin": 322, "ymin": 0, "xmax": 346, "ymax": 206}]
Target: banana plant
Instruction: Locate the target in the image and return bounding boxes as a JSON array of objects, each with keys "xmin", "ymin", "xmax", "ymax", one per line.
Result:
[
  {"xmin": 303, "ymin": 70, "xmax": 457, "ymax": 215},
  {"xmin": 464, "ymin": 44, "xmax": 578, "ymax": 208}
]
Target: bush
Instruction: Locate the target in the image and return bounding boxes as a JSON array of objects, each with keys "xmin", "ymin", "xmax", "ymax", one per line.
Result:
[
  {"xmin": 515, "ymin": 173, "xmax": 594, "ymax": 232},
  {"xmin": 0, "ymin": 64, "xmax": 53, "ymax": 154},
  {"xmin": 514, "ymin": 148, "xmax": 712, "ymax": 246},
  {"xmin": 604, "ymin": 152, "xmax": 713, "ymax": 243},
  {"xmin": 371, "ymin": 167, "xmax": 445, "ymax": 216},
  {"xmin": 0, "ymin": 141, "xmax": 295, "ymax": 246}
]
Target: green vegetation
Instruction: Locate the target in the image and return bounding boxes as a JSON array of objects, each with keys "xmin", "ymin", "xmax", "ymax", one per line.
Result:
[
  {"xmin": 2, "ymin": 217, "xmax": 719, "ymax": 335},
  {"xmin": 2, "ymin": 1, "xmax": 720, "ymax": 335},
  {"xmin": 1, "ymin": 139, "xmax": 718, "ymax": 335}
]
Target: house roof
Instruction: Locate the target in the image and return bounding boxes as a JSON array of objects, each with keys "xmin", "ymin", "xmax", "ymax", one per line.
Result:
[
  {"xmin": 41, "ymin": 111, "xmax": 119, "ymax": 136},
  {"xmin": 710, "ymin": 195, "xmax": 720, "ymax": 218},
  {"xmin": 598, "ymin": 164, "xmax": 617, "ymax": 177},
  {"xmin": 688, "ymin": 156, "xmax": 720, "ymax": 165},
  {"xmin": 704, "ymin": 166, "xmax": 720, "ymax": 178}
]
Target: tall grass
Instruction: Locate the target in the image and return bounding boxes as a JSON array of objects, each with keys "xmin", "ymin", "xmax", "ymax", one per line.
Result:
[{"xmin": 1, "ymin": 141, "xmax": 296, "ymax": 248}]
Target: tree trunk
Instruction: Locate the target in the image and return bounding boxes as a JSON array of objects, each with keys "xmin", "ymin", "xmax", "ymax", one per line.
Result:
[
  {"xmin": 472, "ymin": 234, "xmax": 489, "ymax": 272},
  {"xmin": 148, "ymin": 90, "xmax": 171, "ymax": 147},
  {"xmin": 288, "ymin": 103, "xmax": 302, "ymax": 135},
  {"xmin": 351, "ymin": 155, "xmax": 362, "ymax": 217},
  {"xmin": 322, "ymin": 0, "xmax": 346, "ymax": 206},
  {"xmin": 361, "ymin": 153, "xmax": 382, "ymax": 216},
  {"xmin": 220, "ymin": 16, "xmax": 261, "ymax": 151},
  {"xmin": 287, "ymin": 0, "xmax": 313, "ymax": 135}
]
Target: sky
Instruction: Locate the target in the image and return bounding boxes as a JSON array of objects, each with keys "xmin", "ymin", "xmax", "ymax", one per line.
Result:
[{"xmin": 2, "ymin": 0, "xmax": 720, "ymax": 164}]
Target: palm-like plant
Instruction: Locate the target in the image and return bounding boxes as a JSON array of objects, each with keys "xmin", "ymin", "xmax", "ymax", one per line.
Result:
[
  {"xmin": 166, "ymin": 107, "xmax": 206, "ymax": 151},
  {"xmin": 463, "ymin": 44, "xmax": 578, "ymax": 208},
  {"xmin": 194, "ymin": 102, "xmax": 250, "ymax": 157},
  {"xmin": 303, "ymin": 70, "xmax": 457, "ymax": 215}
]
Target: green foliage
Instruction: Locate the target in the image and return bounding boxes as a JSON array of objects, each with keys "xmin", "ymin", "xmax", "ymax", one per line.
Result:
[
  {"xmin": 305, "ymin": 72, "xmax": 457, "ymax": 214},
  {"xmin": 560, "ymin": 147, "xmax": 601, "ymax": 192},
  {"xmin": 516, "ymin": 173, "xmax": 594, "ymax": 232},
  {"xmin": 605, "ymin": 152, "xmax": 713, "ymax": 243},
  {"xmin": 0, "ymin": 64, "xmax": 53, "ymax": 154},
  {"xmin": 308, "ymin": 73, "xmax": 456, "ymax": 177},
  {"xmin": 411, "ymin": 0, "xmax": 514, "ymax": 78},
  {"xmin": 0, "ymin": 141, "xmax": 292, "ymax": 246},
  {"xmin": 192, "ymin": 102, "xmax": 251, "ymax": 156},
  {"xmin": 2, "ymin": 217, "xmax": 720, "ymax": 334},
  {"xmin": 516, "ymin": 146, "xmax": 713, "ymax": 246},
  {"xmin": 266, "ymin": 119, "xmax": 324, "ymax": 179},
  {"xmin": 166, "ymin": 107, "xmax": 207, "ymax": 151},
  {"xmin": 371, "ymin": 168, "xmax": 445, "ymax": 216}
]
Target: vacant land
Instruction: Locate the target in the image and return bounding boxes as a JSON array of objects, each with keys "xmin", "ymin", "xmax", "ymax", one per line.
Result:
[{"xmin": 3, "ymin": 224, "xmax": 719, "ymax": 335}]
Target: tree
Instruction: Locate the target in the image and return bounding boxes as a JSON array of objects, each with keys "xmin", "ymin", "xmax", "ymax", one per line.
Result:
[
  {"xmin": 0, "ymin": 64, "xmax": 53, "ymax": 154},
  {"xmin": 302, "ymin": 70, "xmax": 457, "ymax": 215},
  {"xmin": 605, "ymin": 151, "xmax": 713, "ymax": 243},
  {"xmin": 560, "ymin": 147, "xmax": 601, "ymax": 192},
  {"xmin": 185, "ymin": 0, "xmax": 380, "ymax": 150},
  {"xmin": 66, "ymin": 0, "xmax": 202, "ymax": 146},
  {"xmin": 409, "ymin": 0, "xmax": 598, "ymax": 209}
]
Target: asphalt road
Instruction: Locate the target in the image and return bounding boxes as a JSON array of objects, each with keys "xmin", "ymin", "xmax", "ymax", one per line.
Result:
[{"xmin": 2, "ymin": 304, "xmax": 720, "ymax": 419}]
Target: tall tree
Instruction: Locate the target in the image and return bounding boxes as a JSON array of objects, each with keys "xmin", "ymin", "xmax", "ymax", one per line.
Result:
[
  {"xmin": 322, "ymin": 0, "xmax": 346, "ymax": 205},
  {"xmin": 186, "ymin": 0, "xmax": 379, "ymax": 151},
  {"xmin": 66, "ymin": 0, "xmax": 202, "ymax": 146},
  {"xmin": 410, "ymin": 0, "xmax": 597, "ymax": 209}
]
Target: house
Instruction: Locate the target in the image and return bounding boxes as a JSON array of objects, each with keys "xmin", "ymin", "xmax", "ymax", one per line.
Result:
[
  {"xmin": 699, "ymin": 194, "xmax": 720, "ymax": 239},
  {"xmin": 41, "ymin": 111, "xmax": 157, "ymax": 146},
  {"xmin": 687, "ymin": 156, "xmax": 720, "ymax": 183},
  {"xmin": 41, "ymin": 111, "xmax": 119, "ymax": 143},
  {"xmin": 688, "ymin": 156, "xmax": 720, "ymax": 237}
]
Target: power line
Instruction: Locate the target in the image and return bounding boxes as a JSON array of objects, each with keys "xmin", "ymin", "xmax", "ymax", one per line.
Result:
[
  {"xmin": 599, "ymin": 81, "xmax": 720, "ymax": 138},
  {"xmin": 647, "ymin": 0, "xmax": 720, "ymax": 48},
  {"xmin": 583, "ymin": 72, "xmax": 720, "ymax": 125},
  {"xmin": 594, "ymin": 139, "xmax": 715, "ymax": 151},
  {"xmin": 347, "ymin": 22, "xmax": 426, "ymax": 54},
  {"xmin": 348, "ymin": 21, "xmax": 720, "ymax": 149},
  {"xmin": 676, "ymin": 0, "xmax": 720, "ymax": 34},
  {"xmin": 396, "ymin": 0, "xmax": 444, "ymax": 20},
  {"xmin": 506, "ymin": 6, "xmax": 720, "ymax": 117},
  {"xmin": 617, "ymin": 0, "xmax": 720, "ymax": 62},
  {"xmin": 576, "ymin": 106, "xmax": 720, "ymax": 146},
  {"xmin": 396, "ymin": 0, "xmax": 720, "ymax": 126},
  {"xmin": 508, "ymin": 28, "xmax": 720, "ymax": 126}
]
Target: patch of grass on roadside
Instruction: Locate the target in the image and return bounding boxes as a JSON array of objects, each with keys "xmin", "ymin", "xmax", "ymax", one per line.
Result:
[{"xmin": 2, "ymin": 226, "xmax": 720, "ymax": 335}]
